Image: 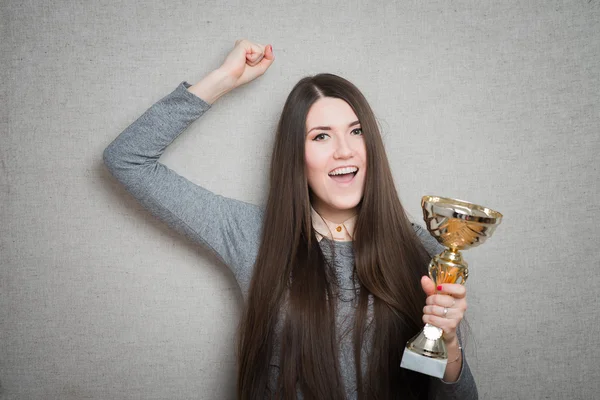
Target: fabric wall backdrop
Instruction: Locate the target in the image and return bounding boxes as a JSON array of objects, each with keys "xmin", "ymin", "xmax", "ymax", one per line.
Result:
[{"xmin": 2, "ymin": 1, "xmax": 599, "ymax": 399}]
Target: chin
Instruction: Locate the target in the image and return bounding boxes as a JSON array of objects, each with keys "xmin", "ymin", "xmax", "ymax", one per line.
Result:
[{"xmin": 329, "ymin": 197, "xmax": 363, "ymax": 212}]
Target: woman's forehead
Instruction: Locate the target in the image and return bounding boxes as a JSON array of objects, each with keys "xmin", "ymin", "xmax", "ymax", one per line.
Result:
[{"xmin": 306, "ymin": 97, "xmax": 358, "ymax": 129}]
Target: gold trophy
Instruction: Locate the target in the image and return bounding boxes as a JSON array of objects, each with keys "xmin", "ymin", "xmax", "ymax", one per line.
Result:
[{"xmin": 400, "ymin": 196, "xmax": 503, "ymax": 378}]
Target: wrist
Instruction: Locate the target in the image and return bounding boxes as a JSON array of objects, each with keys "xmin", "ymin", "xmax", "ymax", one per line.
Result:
[
  {"xmin": 445, "ymin": 336, "xmax": 462, "ymax": 364},
  {"xmin": 444, "ymin": 335, "xmax": 459, "ymax": 348},
  {"xmin": 187, "ymin": 69, "xmax": 235, "ymax": 104}
]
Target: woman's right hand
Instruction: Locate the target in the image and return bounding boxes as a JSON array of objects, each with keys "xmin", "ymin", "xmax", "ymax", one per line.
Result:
[{"xmin": 187, "ymin": 39, "xmax": 274, "ymax": 104}]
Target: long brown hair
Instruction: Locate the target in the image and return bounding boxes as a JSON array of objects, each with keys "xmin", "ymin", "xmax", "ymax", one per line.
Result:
[{"xmin": 237, "ymin": 74, "xmax": 432, "ymax": 399}]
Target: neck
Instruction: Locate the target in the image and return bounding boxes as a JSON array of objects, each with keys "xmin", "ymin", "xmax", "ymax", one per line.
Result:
[{"xmin": 311, "ymin": 202, "xmax": 358, "ymax": 224}]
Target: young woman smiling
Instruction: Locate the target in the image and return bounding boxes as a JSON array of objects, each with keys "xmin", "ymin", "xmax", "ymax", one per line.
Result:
[{"xmin": 103, "ymin": 39, "xmax": 477, "ymax": 399}]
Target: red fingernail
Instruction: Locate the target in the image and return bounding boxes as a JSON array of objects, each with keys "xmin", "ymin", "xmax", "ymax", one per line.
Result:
[{"xmin": 437, "ymin": 285, "xmax": 443, "ymax": 291}]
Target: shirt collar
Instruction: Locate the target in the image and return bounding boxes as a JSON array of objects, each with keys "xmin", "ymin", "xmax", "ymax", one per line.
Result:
[{"xmin": 311, "ymin": 206, "xmax": 357, "ymax": 242}]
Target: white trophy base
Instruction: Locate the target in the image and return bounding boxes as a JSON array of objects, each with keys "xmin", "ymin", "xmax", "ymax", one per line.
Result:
[{"xmin": 400, "ymin": 347, "xmax": 447, "ymax": 379}]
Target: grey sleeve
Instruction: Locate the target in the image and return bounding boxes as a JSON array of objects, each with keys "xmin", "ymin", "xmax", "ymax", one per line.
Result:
[
  {"xmin": 411, "ymin": 222, "xmax": 445, "ymax": 257},
  {"xmin": 102, "ymin": 81, "xmax": 262, "ymax": 293},
  {"xmin": 411, "ymin": 223, "xmax": 478, "ymax": 399},
  {"xmin": 427, "ymin": 355, "xmax": 478, "ymax": 400}
]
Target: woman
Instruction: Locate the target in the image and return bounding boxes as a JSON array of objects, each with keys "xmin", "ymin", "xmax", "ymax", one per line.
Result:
[{"xmin": 103, "ymin": 39, "xmax": 477, "ymax": 399}]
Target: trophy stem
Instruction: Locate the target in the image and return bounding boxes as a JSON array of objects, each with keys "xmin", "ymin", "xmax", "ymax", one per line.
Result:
[
  {"xmin": 441, "ymin": 248, "xmax": 463, "ymax": 264},
  {"xmin": 431, "ymin": 249, "xmax": 468, "ymax": 286}
]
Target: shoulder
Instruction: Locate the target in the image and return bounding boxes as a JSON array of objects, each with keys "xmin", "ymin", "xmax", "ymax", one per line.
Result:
[{"xmin": 411, "ymin": 222, "xmax": 444, "ymax": 258}]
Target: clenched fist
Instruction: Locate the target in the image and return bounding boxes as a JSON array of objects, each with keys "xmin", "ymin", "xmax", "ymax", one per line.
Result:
[
  {"xmin": 219, "ymin": 39, "xmax": 275, "ymax": 90},
  {"xmin": 187, "ymin": 39, "xmax": 274, "ymax": 104}
]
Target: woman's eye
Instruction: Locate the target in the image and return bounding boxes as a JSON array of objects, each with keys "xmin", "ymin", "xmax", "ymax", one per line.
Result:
[
  {"xmin": 351, "ymin": 128, "xmax": 363, "ymax": 136},
  {"xmin": 313, "ymin": 133, "xmax": 329, "ymax": 141}
]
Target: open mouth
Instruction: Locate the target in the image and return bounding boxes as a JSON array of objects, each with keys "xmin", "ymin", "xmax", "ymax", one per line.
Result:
[{"xmin": 328, "ymin": 166, "xmax": 358, "ymax": 183}]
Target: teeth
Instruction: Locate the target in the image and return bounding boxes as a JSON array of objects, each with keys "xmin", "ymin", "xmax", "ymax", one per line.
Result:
[{"xmin": 328, "ymin": 166, "xmax": 358, "ymax": 176}]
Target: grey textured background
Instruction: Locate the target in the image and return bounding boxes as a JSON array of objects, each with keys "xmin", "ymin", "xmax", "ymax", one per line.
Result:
[{"xmin": 2, "ymin": 1, "xmax": 599, "ymax": 399}]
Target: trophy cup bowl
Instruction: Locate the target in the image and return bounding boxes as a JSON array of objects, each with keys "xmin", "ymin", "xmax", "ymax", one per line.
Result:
[
  {"xmin": 422, "ymin": 196, "xmax": 502, "ymax": 252},
  {"xmin": 400, "ymin": 196, "xmax": 503, "ymax": 378}
]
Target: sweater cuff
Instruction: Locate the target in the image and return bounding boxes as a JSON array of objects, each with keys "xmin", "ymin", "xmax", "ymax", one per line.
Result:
[
  {"xmin": 177, "ymin": 81, "xmax": 212, "ymax": 111},
  {"xmin": 429, "ymin": 354, "xmax": 476, "ymax": 398}
]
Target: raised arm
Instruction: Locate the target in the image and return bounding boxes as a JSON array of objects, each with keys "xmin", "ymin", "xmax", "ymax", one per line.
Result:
[{"xmin": 102, "ymin": 40, "xmax": 274, "ymax": 295}]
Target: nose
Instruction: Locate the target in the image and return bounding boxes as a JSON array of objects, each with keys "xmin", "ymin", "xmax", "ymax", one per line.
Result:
[{"xmin": 333, "ymin": 136, "xmax": 354, "ymax": 159}]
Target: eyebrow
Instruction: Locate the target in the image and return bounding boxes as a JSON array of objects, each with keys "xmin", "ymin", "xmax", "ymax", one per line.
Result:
[{"xmin": 307, "ymin": 120, "xmax": 361, "ymax": 135}]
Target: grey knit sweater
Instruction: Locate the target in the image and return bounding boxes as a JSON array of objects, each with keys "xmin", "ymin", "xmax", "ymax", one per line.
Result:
[{"xmin": 103, "ymin": 81, "xmax": 478, "ymax": 399}]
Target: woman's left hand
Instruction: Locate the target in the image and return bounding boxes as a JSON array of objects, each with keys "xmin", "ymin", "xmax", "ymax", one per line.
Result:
[{"xmin": 420, "ymin": 276, "xmax": 467, "ymax": 344}]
